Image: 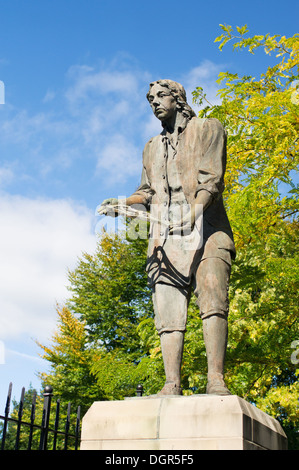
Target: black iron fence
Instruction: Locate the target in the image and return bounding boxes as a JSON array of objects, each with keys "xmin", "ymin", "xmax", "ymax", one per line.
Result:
[{"xmin": 0, "ymin": 383, "xmax": 81, "ymax": 450}]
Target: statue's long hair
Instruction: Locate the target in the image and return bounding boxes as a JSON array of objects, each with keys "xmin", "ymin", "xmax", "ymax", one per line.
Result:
[{"xmin": 146, "ymin": 79, "xmax": 196, "ymax": 121}]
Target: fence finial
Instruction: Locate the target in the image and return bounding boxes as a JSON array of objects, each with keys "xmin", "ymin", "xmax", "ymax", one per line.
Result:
[{"xmin": 43, "ymin": 385, "xmax": 53, "ymax": 395}]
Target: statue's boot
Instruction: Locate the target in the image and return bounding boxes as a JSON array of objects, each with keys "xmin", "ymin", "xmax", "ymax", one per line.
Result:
[
  {"xmin": 203, "ymin": 315, "xmax": 231, "ymax": 396},
  {"xmin": 206, "ymin": 373, "xmax": 231, "ymax": 395},
  {"xmin": 157, "ymin": 382, "xmax": 182, "ymax": 396}
]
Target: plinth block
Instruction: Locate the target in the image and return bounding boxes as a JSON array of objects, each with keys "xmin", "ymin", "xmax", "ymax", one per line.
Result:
[{"xmin": 80, "ymin": 394, "xmax": 287, "ymax": 450}]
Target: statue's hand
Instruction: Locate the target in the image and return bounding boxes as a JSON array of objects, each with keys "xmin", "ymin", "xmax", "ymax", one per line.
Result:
[
  {"xmin": 98, "ymin": 198, "xmax": 120, "ymax": 217},
  {"xmin": 168, "ymin": 205, "xmax": 195, "ymax": 236}
]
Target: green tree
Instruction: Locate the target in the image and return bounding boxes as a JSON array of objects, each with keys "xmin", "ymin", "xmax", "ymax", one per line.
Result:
[
  {"xmin": 37, "ymin": 305, "xmax": 100, "ymax": 414},
  {"xmin": 67, "ymin": 231, "xmax": 152, "ymax": 357},
  {"xmin": 192, "ymin": 25, "xmax": 299, "ymax": 447},
  {"xmin": 38, "ymin": 231, "xmax": 164, "ymax": 403}
]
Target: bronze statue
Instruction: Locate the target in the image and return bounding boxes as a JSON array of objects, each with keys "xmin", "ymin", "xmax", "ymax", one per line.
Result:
[{"xmin": 99, "ymin": 80, "xmax": 235, "ymax": 395}]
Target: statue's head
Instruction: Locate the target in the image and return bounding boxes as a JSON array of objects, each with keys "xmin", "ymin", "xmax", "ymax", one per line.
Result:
[{"xmin": 146, "ymin": 79, "xmax": 196, "ymax": 123}]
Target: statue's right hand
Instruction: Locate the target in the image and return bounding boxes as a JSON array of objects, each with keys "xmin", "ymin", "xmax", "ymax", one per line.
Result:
[{"xmin": 98, "ymin": 198, "xmax": 119, "ymax": 216}]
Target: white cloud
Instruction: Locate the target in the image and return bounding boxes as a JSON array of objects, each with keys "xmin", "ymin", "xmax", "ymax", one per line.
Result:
[
  {"xmin": 96, "ymin": 133, "xmax": 141, "ymax": 184},
  {"xmin": 0, "ymin": 165, "xmax": 14, "ymax": 187},
  {"xmin": 181, "ymin": 60, "xmax": 225, "ymax": 112},
  {"xmin": 0, "ymin": 193, "xmax": 96, "ymax": 342},
  {"xmin": 1, "ymin": 109, "xmax": 70, "ymax": 144},
  {"xmin": 65, "ymin": 66, "xmax": 141, "ymax": 104},
  {"xmin": 42, "ymin": 90, "xmax": 56, "ymax": 103},
  {"xmin": 0, "ymin": 58, "xmax": 227, "ymax": 197},
  {"xmin": 142, "ymin": 113, "xmax": 162, "ymax": 141},
  {"xmin": 63, "ymin": 61, "xmax": 153, "ymax": 185},
  {"xmin": 6, "ymin": 348, "xmax": 45, "ymax": 363}
]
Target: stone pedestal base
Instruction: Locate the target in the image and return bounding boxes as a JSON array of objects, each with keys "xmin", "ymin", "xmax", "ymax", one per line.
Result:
[{"xmin": 80, "ymin": 394, "xmax": 287, "ymax": 450}]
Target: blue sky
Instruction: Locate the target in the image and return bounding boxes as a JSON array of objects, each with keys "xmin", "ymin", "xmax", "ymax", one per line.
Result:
[{"xmin": 0, "ymin": 0, "xmax": 298, "ymax": 408}]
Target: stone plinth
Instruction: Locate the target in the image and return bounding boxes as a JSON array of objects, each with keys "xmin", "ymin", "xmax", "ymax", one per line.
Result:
[{"xmin": 80, "ymin": 394, "xmax": 287, "ymax": 450}]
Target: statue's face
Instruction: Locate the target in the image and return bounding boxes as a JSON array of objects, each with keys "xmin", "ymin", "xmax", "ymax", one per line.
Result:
[{"xmin": 147, "ymin": 83, "xmax": 177, "ymax": 122}]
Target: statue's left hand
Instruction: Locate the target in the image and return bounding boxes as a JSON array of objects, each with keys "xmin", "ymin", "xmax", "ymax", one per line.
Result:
[{"xmin": 168, "ymin": 206, "xmax": 195, "ymax": 236}]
